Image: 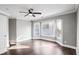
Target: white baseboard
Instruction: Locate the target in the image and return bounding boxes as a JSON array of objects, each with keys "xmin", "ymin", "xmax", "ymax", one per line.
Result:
[
  {"xmin": 54, "ymin": 41, "xmax": 76, "ymax": 49},
  {"xmin": 16, "ymin": 39, "xmax": 31, "ymax": 43},
  {"xmin": 39, "ymin": 39, "xmax": 76, "ymax": 49},
  {"xmin": 63, "ymin": 44, "xmax": 76, "ymax": 49},
  {"xmin": 76, "ymin": 48, "xmax": 79, "ymax": 55},
  {"xmin": 17, "ymin": 38, "xmax": 76, "ymax": 50},
  {"xmin": 0, "ymin": 48, "xmax": 8, "ymax": 54}
]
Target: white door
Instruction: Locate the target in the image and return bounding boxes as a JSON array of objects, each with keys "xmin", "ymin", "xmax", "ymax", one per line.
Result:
[{"xmin": 0, "ymin": 14, "xmax": 9, "ymax": 54}]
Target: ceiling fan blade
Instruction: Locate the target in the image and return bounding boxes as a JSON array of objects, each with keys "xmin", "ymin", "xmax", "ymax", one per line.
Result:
[
  {"xmin": 24, "ymin": 13, "xmax": 29, "ymax": 17},
  {"xmin": 32, "ymin": 12, "xmax": 42, "ymax": 14},
  {"xmin": 32, "ymin": 14, "xmax": 36, "ymax": 17},
  {"xmin": 19, "ymin": 11, "xmax": 28, "ymax": 13}
]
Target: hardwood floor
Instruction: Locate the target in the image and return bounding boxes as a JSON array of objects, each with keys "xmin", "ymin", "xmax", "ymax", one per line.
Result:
[{"xmin": 2, "ymin": 39, "xmax": 76, "ymax": 55}]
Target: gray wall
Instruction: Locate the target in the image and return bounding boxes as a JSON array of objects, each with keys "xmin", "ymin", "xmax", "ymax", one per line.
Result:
[
  {"xmin": 77, "ymin": 7, "xmax": 79, "ymax": 55},
  {"xmin": 33, "ymin": 12, "xmax": 77, "ymax": 47},
  {"xmin": 9, "ymin": 19, "xmax": 32, "ymax": 43},
  {"xmin": 58, "ymin": 13, "xmax": 77, "ymax": 47},
  {"xmin": 9, "ymin": 19, "xmax": 16, "ymax": 43}
]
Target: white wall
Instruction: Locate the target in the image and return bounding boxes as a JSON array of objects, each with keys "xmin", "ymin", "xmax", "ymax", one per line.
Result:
[
  {"xmin": 0, "ymin": 14, "xmax": 9, "ymax": 54},
  {"xmin": 16, "ymin": 20, "xmax": 32, "ymax": 42}
]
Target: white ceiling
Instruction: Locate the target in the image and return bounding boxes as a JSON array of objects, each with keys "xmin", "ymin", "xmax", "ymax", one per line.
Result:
[{"xmin": 0, "ymin": 4, "xmax": 78, "ymax": 21}]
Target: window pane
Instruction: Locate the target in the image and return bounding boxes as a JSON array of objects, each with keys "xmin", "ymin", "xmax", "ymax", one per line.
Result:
[
  {"xmin": 56, "ymin": 19, "xmax": 63, "ymax": 43},
  {"xmin": 33, "ymin": 23, "xmax": 40, "ymax": 37},
  {"xmin": 41, "ymin": 20, "xmax": 56, "ymax": 37}
]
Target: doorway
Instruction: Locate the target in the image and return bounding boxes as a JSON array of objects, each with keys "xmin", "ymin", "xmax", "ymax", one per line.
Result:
[{"xmin": 9, "ymin": 19, "xmax": 16, "ymax": 47}]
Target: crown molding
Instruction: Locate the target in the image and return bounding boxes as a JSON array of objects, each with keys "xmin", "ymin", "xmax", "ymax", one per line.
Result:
[{"xmin": 0, "ymin": 9, "xmax": 10, "ymax": 17}]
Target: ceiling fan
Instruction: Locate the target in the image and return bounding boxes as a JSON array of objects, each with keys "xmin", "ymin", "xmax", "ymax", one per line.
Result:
[{"xmin": 19, "ymin": 8, "xmax": 42, "ymax": 17}]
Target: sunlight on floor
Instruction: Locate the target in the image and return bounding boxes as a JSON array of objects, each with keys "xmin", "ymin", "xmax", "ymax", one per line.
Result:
[{"xmin": 8, "ymin": 45, "xmax": 31, "ymax": 49}]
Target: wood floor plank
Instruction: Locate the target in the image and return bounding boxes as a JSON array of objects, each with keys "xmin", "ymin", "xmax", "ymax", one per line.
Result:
[{"xmin": 2, "ymin": 39, "xmax": 76, "ymax": 55}]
